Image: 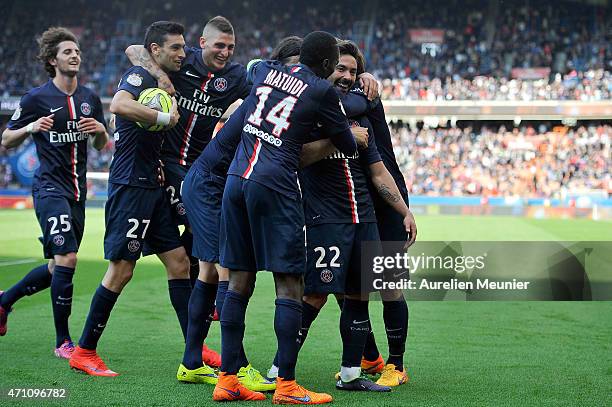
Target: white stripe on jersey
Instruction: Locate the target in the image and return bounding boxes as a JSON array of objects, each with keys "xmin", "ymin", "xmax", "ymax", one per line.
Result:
[
  {"xmin": 72, "ymin": 143, "xmax": 80, "ymax": 200},
  {"xmin": 68, "ymin": 96, "xmax": 77, "ymax": 120},
  {"xmin": 342, "ymin": 159, "xmax": 359, "ymax": 223},
  {"xmin": 180, "ymin": 113, "xmax": 198, "ymax": 165},
  {"xmin": 244, "ymin": 140, "xmax": 262, "ymax": 179}
]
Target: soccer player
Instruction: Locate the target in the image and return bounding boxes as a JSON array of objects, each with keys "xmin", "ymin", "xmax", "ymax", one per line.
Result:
[
  {"xmin": 269, "ymin": 40, "xmax": 416, "ymax": 391},
  {"xmin": 0, "ymin": 27, "xmax": 108, "ymax": 358},
  {"xmin": 212, "ymin": 31, "xmax": 358, "ymax": 403},
  {"xmin": 68, "ymin": 21, "xmax": 193, "ymax": 377},
  {"xmin": 125, "ymin": 15, "xmax": 251, "ymax": 369}
]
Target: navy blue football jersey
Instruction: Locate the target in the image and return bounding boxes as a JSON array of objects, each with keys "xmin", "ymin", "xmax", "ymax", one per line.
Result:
[
  {"xmin": 228, "ymin": 61, "xmax": 353, "ymax": 199},
  {"xmin": 300, "ymin": 114, "xmax": 382, "ymax": 225},
  {"xmin": 109, "ymin": 66, "xmax": 163, "ymax": 188},
  {"xmin": 192, "ymin": 102, "xmax": 248, "ymax": 181},
  {"xmin": 364, "ymin": 97, "xmax": 409, "ymax": 200},
  {"xmin": 7, "ymin": 80, "xmax": 105, "ymax": 201},
  {"xmin": 162, "ymin": 46, "xmax": 250, "ymax": 166}
]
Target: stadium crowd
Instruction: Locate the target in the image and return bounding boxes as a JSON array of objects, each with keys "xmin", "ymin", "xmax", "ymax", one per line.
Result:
[
  {"xmin": 1, "ymin": 123, "xmax": 608, "ymax": 199},
  {"xmin": 1, "ymin": 0, "xmax": 609, "ymax": 100},
  {"xmin": 392, "ymin": 123, "xmax": 610, "ymax": 199}
]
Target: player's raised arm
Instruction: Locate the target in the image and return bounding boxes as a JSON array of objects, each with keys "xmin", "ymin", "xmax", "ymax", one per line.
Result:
[
  {"xmin": 369, "ymin": 160, "xmax": 417, "ymax": 247},
  {"xmin": 125, "ymin": 44, "xmax": 175, "ymax": 96}
]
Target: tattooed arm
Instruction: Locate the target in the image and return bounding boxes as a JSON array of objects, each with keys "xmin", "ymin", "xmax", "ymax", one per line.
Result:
[
  {"xmin": 125, "ymin": 45, "xmax": 176, "ymax": 96},
  {"xmin": 369, "ymin": 161, "xmax": 417, "ymax": 246}
]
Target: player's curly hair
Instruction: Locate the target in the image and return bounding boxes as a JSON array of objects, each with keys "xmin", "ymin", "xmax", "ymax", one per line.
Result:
[
  {"xmin": 270, "ymin": 36, "xmax": 302, "ymax": 64},
  {"xmin": 37, "ymin": 27, "xmax": 79, "ymax": 78},
  {"xmin": 337, "ymin": 40, "xmax": 366, "ymax": 76}
]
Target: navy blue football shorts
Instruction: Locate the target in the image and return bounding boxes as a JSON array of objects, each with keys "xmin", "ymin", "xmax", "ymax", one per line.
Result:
[
  {"xmin": 220, "ymin": 175, "xmax": 306, "ymax": 274},
  {"xmin": 373, "ymin": 194, "xmax": 410, "ymax": 244},
  {"xmin": 182, "ymin": 167, "xmax": 225, "ymax": 263},
  {"xmin": 33, "ymin": 193, "xmax": 85, "ymax": 259},
  {"xmin": 163, "ymin": 162, "xmax": 189, "ymax": 226},
  {"xmin": 304, "ymin": 222, "xmax": 381, "ymax": 295},
  {"xmin": 104, "ymin": 183, "xmax": 182, "ymax": 261}
]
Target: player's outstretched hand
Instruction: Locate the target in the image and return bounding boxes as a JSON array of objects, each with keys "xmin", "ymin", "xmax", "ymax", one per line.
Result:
[
  {"xmin": 78, "ymin": 117, "xmax": 105, "ymax": 135},
  {"xmin": 358, "ymin": 73, "xmax": 380, "ymax": 101},
  {"xmin": 158, "ymin": 76, "xmax": 176, "ymax": 97},
  {"xmin": 31, "ymin": 114, "xmax": 54, "ymax": 133},
  {"xmin": 351, "ymin": 126, "xmax": 369, "ymax": 149},
  {"xmin": 403, "ymin": 209, "xmax": 417, "ymax": 249},
  {"xmin": 168, "ymin": 97, "xmax": 179, "ymax": 129}
]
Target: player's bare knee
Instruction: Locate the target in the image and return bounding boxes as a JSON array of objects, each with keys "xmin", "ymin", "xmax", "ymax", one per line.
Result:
[
  {"xmin": 216, "ymin": 265, "xmax": 230, "ymax": 281},
  {"xmin": 104, "ymin": 261, "xmax": 135, "ymax": 292},
  {"xmin": 198, "ymin": 261, "xmax": 219, "ymax": 284},
  {"xmin": 228, "ymin": 271, "xmax": 256, "ymax": 297},
  {"xmin": 55, "ymin": 252, "xmax": 77, "ymax": 269},
  {"xmin": 303, "ymin": 294, "xmax": 327, "ymax": 309},
  {"xmin": 47, "ymin": 259, "xmax": 56, "ymax": 274},
  {"xmin": 274, "ymin": 273, "xmax": 303, "ymax": 301}
]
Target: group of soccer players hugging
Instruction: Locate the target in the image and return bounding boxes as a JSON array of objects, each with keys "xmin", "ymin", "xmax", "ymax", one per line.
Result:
[{"xmin": 1, "ymin": 15, "xmax": 417, "ymax": 404}]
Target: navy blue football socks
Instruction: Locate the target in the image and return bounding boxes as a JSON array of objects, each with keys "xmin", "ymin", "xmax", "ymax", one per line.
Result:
[
  {"xmin": 340, "ymin": 299, "xmax": 370, "ymax": 368},
  {"xmin": 336, "ymin": 296, "xmax": 379, "ymax": 362},
  {"xmin": 51, "ymin": 265, "xmax": 74, "ymax": 347},
  {"xmin": 168, "ymin": 278, "xmax": 192, "ymax": 340},
  {"xmin": 274, "ymin": 298, "xmax": 302, "ymax": 381},
  {"xmin": 182, "ymin": 280, "xmax": 217, "ymax": 369},
  {"xmin": 383, "ymin": 298, "xmax": 408, "ymax": 369},
  {"xmin": 79, "ymin": 284, "xmax": 119, "ymax": 350},
  {"xmin": 180, "ymin": 230, "xmax": 199, "ymax": 286},
  {"xmin": 216, "ymin": 281, "xmax": 249, "ymax": 368},
  {"xmin": 273, "ymin": 300, "xmax": 320, "ymax": 367},
  {"xmin": 220, "ymin": 290, "xmax": 249, "ymax": 374},
  {"xmin": 0, "ymin": 264, "xmax": 51, "ymax": 310}
]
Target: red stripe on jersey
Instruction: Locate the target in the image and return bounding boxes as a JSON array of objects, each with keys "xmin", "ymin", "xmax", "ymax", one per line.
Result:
[
  {"xmin": 67, "ymin": 96, "xmax": 77, "ymax": 120},
  {"xmin": 71, "ymin": 143, "xmax": 80, "ymax": 200},
  {"xmin": 242, "ymin": 139, "xmax": 261, "ymax": 179},
  {"xmin": 342, "ymin": 159, "xmax": 358, "ymax": 223},
  {"xmin": 178, "ymin": 72, "xmax": 213, "ymax": 165}
]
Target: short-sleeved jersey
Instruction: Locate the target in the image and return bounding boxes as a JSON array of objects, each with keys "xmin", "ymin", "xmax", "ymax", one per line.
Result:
[
  {"xmin": 192, "ymin": 102, "xmax": 248, "ymax": 182},
  {"xmin": 109, "ymin": 66, "xmax": 163, "ymax": 188},
  {"xmin": 228, "ymin": 61, "xmax": 351, "ymax": 199},
  {"xmin": 162, "ymin": 46, "xmax": 250, "ymax": 166},
  {"xmin": 7, "ymin": 80, "xmax": 105, "ymax": 201},
  {"xmin": 300, "ymin": 114, "xmax": 382, "ymax": 225}
]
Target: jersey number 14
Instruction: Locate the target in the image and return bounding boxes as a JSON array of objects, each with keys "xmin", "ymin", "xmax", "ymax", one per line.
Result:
[{"xmin": 247, "ymin": 86, "xmax": 297, "ymax": 137}]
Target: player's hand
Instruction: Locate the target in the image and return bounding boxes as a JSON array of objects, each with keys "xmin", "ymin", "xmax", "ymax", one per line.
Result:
[
  {"xmin": 157, "ymin": 160, "xmax": 166, "ymax": 186},
  {"xmin": 77, "ymin": 117, "xmax": 105, "ymax": 135},
  {"xmin": 167, "ymin": 97, "xmax": 179, "ymax": 129},
  {"xmin": 351, "ymin": 126, "xmax": 369, "ymax": 149},
  {"xmin": 158, "ymin": 76, "xmax": 176, "ymax": 96},
  {"xmin": 403, "ymin": 209, "xmax": 417, "ymax": 249},
  {"xmin": 31, "ymin": 114, "xmax": 54, "ymax": 132},
  {"xmin": 358, "ymin": 72, "xmax": 380, "ymax": 101}
]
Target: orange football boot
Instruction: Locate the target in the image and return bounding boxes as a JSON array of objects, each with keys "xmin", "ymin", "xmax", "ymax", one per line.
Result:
[
  {"xmin": 272, "ymin": 377, "xmax": 333, "ymax": 405},
  {"xmin": 69, "ymin": 346, "xmax": 118, "ymax": 377},
  {"xmin": 213, "ymin": 372, "xmax": 266, "ymax": 401},
  {"xmin": 361, "ymin": 354, "xmax": 384, "ymax": 375},
  {"xmin": 202, "ymin": 343, "xmax": 222, "ymax": 368}
]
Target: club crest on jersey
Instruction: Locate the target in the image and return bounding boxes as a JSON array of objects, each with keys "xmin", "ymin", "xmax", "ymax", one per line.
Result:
[
  {"xmin": 128, "ymin": 239, "xmax": 141, "ymax": 253},
  {"xmin": 80, "ymin": 102, "xmax": 91, "ymax": 115},
  {"xmin": 176, "ymin": 203, "xmax": 186, "ymax": 216},
  {"xmin": 320, "ymin": 269, "xmax": 333, "ymax": 283},
  {"xmin": 11, "ymin": 106, "xmax": 22, "ymax": 121},
  {"xmin": 213, "ymin": 77, "xmax": 227, "ymax": 92},
  {"xmin": 126, "ymin": 73, "xmax": 143, "ymax": 87},
  {"xmin": 53, "ymin": 235, "xmax": 65, "ymax": 246}
]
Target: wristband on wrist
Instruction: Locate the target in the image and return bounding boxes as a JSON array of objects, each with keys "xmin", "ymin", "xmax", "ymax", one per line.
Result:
[
  {"xmin": 156, "ymin": 112, "xmax": 171, "ymax": 126},
  {"xmin": 25, "ymin": 123, "xmax": 34, "ymax": 134}
]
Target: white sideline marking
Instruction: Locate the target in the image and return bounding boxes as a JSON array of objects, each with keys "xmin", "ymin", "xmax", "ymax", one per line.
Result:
[{"xmin": 0, "ymin": 258, "xmax": 38, "ymax": 267}]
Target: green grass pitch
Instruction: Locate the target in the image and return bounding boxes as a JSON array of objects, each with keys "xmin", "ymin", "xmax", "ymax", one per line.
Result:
[{"xmin": 0, "ymin": 209, "xmax": 610, "ymax": 406}]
